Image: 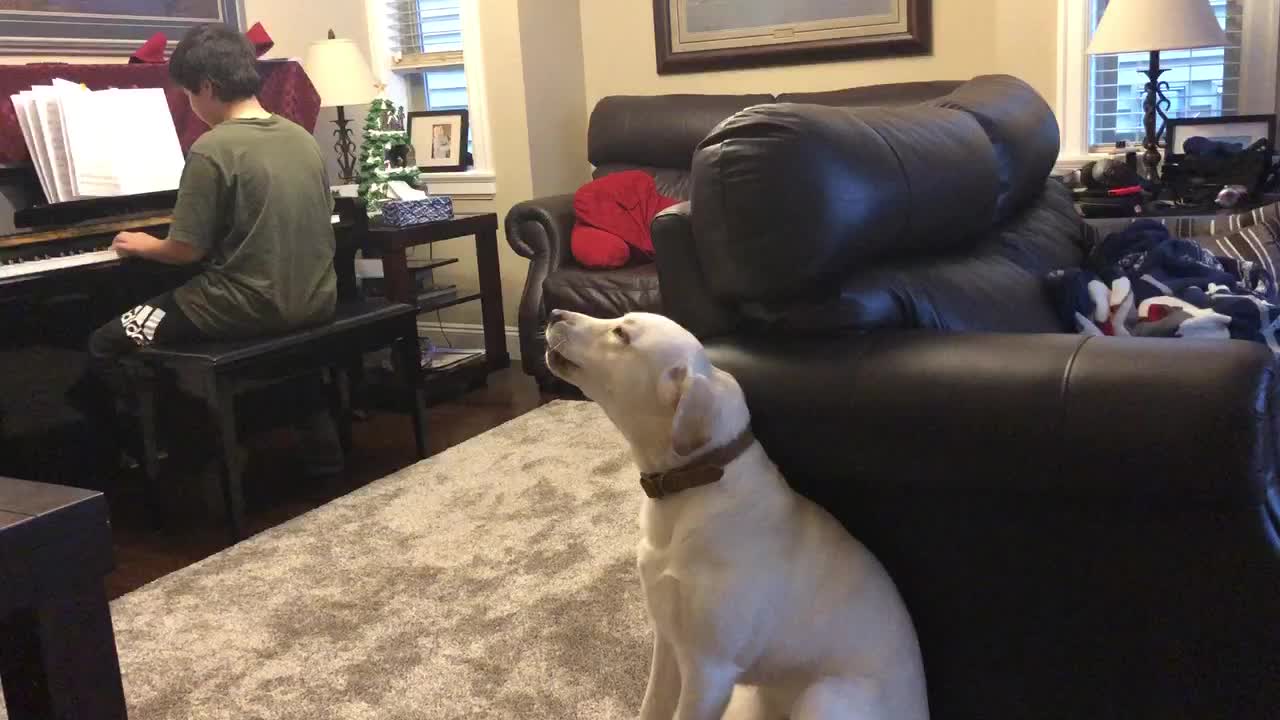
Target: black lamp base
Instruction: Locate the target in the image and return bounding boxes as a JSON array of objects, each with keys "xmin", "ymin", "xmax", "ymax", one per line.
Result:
[
  {"xmin": 332, "ymin": 105, "xmax": 358, "ymax": 185},
  {"xmin": 1139, "ymin": 50, "xmax": 1172, "ymax": 183}
]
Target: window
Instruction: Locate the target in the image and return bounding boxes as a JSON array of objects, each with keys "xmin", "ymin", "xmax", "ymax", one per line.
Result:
[
  {"xmin": 388, "ymin": 0, "xmax": 473, "ymax": 153},
  {"xmin": 1087, "ymin": 0, "xmax": 1240, "ymax": 149},
  {"xmin": 1058, "ymin": 0, "xmax": 1276, "ymax": 167}
]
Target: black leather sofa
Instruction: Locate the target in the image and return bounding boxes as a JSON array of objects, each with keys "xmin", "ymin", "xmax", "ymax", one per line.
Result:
[
  {"xmin": 654, "ymin": 75, "xmax": 1280, "ymax": 718},
  {"xmin": 505, "ymin": 82, "xmax": 963, "ymax": 388}
]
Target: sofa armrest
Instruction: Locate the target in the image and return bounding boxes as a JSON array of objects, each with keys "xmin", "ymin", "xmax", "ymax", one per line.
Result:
[
  {"xmin": 709, "ymin": 330, "xmax": 1280, "ymax": 718},
  {"xmin": 709, "ymin": 331, "xmax": 1279, "ymax": 507},
  {"xmin": 505, "ymin": 193, "xmax": 575, "ymax": 268},
  {"xmin": 652, "ymin": 202, "xmax": 739, "ymax": 338},
  {"xmin": 504, "ymin": 193, "xmax": 576, "ymax": 379}
]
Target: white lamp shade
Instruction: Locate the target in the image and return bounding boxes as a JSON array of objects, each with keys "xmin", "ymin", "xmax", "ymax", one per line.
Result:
[
  {"xmin": 302, "ymin": 37, "xmax": 376, "ymax": 108},
  {"xmin": 1087, "ymin": 0, "xmax": 1227, "ymax": 55}
]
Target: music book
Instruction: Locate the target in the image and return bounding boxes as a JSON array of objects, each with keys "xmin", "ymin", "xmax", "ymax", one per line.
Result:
[{"xmin": 8, "ymin": 83, "xmax": 184, "ymax": 203}]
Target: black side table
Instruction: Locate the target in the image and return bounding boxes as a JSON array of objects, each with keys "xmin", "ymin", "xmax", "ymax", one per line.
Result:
[
  {"xmin": 0, "ymin": 477, "xmax": 126, "ymax": 719},
  {"xmin": 366, "ymin": 212, "xmax": 510, "ymax": 386}
]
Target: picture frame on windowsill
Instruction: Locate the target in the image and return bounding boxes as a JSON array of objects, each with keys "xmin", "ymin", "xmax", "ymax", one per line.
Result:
[
  {"xmin": 1165, "ymin": 115, "xmax": 1277, "ymax": 156},
  {"xmin": 408, "ymin": 110, "xmax": 470, "ymax": 175}
]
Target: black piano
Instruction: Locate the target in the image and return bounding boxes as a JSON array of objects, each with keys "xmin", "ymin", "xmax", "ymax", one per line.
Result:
[
  {"xmin": 0, "ymin": 191, "xmax": 187, "ymax": 484},
  {"xmin": 0, "ymin": 190, "xmax": 360, "ymax": 485}
]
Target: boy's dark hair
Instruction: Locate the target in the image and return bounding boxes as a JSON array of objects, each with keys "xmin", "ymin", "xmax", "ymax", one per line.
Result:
[{"xmin": 169, "ymin": 24, "xmax": 261, "ymax": 101}]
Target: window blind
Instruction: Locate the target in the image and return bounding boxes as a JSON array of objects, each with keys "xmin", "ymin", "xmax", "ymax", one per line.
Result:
[
  {"xmin": 388, "ymin": 0, "xmax": 464, "ymax": 70},
  {"xmin": 1088, "ymin": 0, "xmax": 1241, "ymax": 149},
  {"xmin": 387, "ymin": 0, "xmax": 471, "ymax": 152}
]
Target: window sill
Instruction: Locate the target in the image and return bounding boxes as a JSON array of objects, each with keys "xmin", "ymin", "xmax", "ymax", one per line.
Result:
[
  {"xmin": 418, "ymin": 169, "xmax": 497, "ymax": 199},
  {"xmin": 1053, "ymin": 153, "xmax": 1107, "ymax": 175},
  {"xmin": 331, "ymin": 170, "xmax": 497, "ymax": 201}
]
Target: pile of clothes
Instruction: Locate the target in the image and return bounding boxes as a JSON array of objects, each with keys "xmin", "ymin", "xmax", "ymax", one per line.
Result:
[{"xmin": 1046, "ymin": 220, "xmax": 1280, "ymax": 351}]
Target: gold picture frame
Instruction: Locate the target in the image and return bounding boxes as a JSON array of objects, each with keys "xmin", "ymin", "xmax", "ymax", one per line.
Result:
[
  {"xmin": 0, "ymin": 0, "xmax": 243, "ymax": 55},
  {"xmin": 653, "ymin": 0, "xmax": 931, "ymax": 74}
]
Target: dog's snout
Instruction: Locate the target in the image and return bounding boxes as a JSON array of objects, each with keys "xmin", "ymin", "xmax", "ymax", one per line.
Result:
[{"xmin": 548, "ymin": 309, "xmax": 567, "ymax": 326}]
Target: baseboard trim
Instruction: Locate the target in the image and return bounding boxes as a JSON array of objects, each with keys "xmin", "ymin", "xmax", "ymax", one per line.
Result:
[{"xmin": 417, "ymin": 319, "xmax": 521, "ymax": 360}]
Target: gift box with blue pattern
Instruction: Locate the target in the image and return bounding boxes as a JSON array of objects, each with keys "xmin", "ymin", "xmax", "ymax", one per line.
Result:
[{"xmin": 382, "ymin": 196, "xmax": 455, "ymax": 226}]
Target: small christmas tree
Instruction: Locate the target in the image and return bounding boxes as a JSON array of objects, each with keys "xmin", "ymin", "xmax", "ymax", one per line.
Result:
[{"xmin": 358, "ymin": 97, "xmax": 420, "ymax": 217}]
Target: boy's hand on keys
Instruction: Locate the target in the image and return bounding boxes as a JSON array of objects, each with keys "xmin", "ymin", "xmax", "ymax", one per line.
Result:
[{"xmin": 112, "ymin": 231, "xmax": 161, "ymax": 258}]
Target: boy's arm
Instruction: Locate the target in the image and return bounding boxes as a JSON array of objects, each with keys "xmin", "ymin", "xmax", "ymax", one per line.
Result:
[
  {"xmin": 112, "ymin": 231, "xmax": 206, "ymax": 265},
  {"xmin": 163, "ymin": 151, "xmax": 223, "ymax": 261}
]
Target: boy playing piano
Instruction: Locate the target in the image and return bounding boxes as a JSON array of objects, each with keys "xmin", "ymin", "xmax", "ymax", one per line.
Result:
[{"xmin": 87, "ymin": 23, "xmax": 343, "ymax": 479}]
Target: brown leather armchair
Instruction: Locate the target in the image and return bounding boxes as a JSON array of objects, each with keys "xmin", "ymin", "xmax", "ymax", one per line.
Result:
[{"xmin": 504, "ymin": 82, "xmax": 963, "ymax": 389}]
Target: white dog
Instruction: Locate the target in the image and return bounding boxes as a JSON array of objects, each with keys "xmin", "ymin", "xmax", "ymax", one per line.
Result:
[{"xmin": 545, "ymin": 310, "xmax": 929, "ymax": 720}]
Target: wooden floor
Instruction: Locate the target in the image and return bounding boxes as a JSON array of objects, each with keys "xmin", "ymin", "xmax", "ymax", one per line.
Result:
[{"xmin": 104, "ymin": 367, "xmax": 556, "ymax": 600}]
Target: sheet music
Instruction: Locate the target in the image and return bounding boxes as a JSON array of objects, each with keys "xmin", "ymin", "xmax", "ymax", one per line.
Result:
[
  {"xmin": 16, "ymin": 91, "xmax": 58, "ymax": 202},
  {"xmin": 12, "ymin": 83, "xmax": 184, "ymax": 202},
  {"xmin": 29, "ymin": 85, "xmax": 75, "ymax": 203},
  {"xmin": 60, "ymin": 87, "xmax": 184, "ymax": 197},
  {"xmin": 51, "ymin": 79, "xmax": 83, "ymax": 199},
  {"xmin": 58, "ymin": 89, "xmax": 117, "ymax": 197},
  {"xmin": 9, "ymin": 92, "xmax": 54, "ymax": 201},
  {"xmin": 111, "ymin": 88, "xmax": 184, "ymax": 195}
]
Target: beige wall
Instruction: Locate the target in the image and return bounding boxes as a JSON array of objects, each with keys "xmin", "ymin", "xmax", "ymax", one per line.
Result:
[
  {"xmin": 993, "ymin": 0, "xmax": 1060, "ymax": 108},
  {"xmin": 579, "ymin": 0, "xmax": 1057, "ymax": 114},
  {"xmin": 418, "ymin": 0, "xmax": 537, "ymax": 331},
  {"xmin": 243, "ymin": 0, "xmax": 374, "ymax": 183},
  {"xmin": 518, "ymin": 0, "xmax": 591, "ymax": 198}
]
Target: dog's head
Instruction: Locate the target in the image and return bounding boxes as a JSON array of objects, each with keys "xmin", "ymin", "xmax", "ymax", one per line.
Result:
[{"xmin": 545, "ymin": 311, "xmax": 748, "ymax": 469}]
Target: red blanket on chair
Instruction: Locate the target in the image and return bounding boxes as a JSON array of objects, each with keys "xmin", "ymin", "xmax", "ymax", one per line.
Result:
[{"xmin": 572, "ymin": 171, "xmax": 680, "ymax": 269}]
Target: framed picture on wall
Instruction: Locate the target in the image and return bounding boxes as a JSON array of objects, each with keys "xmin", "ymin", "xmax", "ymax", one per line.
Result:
[
  {"xmin": 653, "ymin": 0, "xmax": 932, "ymax": 74},
  {"xmin": 408, "ymin": 110, "xmax": 469, "ymax": 174},
  {"xmin": 0, "ymin": 1, "xmax": 245, "ymax": 55}
]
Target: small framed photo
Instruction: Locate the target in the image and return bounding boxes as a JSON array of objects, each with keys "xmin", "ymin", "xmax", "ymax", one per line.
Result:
[
  {"xmin": 1165, "ymin": 115, "xmax": 1276, "ymax": 155},
  {"xmin": 408, "ymin": 110, "xmax": 469, "ymax": 173}
]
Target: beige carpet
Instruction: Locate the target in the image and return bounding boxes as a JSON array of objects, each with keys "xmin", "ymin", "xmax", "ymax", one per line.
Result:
[{"xmin": 2, "ymin": 400, "xmax": 653, "ymax": 719}]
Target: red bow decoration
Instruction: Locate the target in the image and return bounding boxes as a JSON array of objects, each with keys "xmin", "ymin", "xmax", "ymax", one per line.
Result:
[
  {"xmin": 128, "ymin": 22, "xmax": 274, "ymax": 64},
  {"xmin": 245, "ymin": 22, "xmax": 274, "ymax": 57},
  {"xmin": 129, "ymin": 32, "xmax": 168, "ymax": 64}
]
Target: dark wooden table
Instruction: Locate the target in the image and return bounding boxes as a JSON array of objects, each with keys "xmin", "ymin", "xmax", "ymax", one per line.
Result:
[
  {"xmin": 365, "ymin": 213, "xmax": 510, "ymax": 374},
  {"xmin": 0, "ymin": 477, "xmax": 126, "ymax": 718}
]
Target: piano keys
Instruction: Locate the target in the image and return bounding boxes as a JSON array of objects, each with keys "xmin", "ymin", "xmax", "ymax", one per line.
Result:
[
  {"xmin": 0, "ymin": 210, "xmax": 344, "ymax": 287},
  {"xmin": 1, "ymin": 188, "xmax": 350, "ymax": 302},
  {"xmin": 0, "ymin": 210, "xmax": 171, "ymax": 287}
]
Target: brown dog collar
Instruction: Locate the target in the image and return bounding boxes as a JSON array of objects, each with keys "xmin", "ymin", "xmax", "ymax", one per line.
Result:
[{"xmin": 639, "ymin": 428, "xmax": 757, "ymax": 500}]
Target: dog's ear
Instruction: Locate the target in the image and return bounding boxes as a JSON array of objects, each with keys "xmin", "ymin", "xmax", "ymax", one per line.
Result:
[{"xmin": 663, "ymin": 362, "xmax": 715, "ymax": 458}]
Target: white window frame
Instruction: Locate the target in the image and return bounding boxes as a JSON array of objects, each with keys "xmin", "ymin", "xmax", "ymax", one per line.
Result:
[
  {"xmin": 1055, "ymin": 0, "xmax": 1279, "ymax": 174},
  {"xmin": 363, "ymin": 0, "xmax": 495, "ymax": 198}
]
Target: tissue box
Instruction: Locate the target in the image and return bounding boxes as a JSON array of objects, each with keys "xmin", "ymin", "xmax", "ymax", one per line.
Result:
[{"xmin": 382, "ymin": 196, "xmax": 454, "ymax": 226}]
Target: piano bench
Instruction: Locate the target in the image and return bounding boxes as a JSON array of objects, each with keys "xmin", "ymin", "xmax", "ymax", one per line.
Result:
[{"xmin": 118, "ymin": 298, "xmax": 427, "ymax": 542}]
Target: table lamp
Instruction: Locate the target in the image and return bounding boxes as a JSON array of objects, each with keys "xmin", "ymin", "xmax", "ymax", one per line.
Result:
[
  {"xmin": 303, "ymin": 30, "xmax": 377, "ymax": 184},
  {"xmin": 1087, "ymin": 0, "xmax": 1227, "ymax": 182}
]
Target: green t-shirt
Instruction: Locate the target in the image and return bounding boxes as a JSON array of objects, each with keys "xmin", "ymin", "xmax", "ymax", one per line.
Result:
[{"xmin": 169, "ymin": 115, "xmax": 337, "ymax": 339}]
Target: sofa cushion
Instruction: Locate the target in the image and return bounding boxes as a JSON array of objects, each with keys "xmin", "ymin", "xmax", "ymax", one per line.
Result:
[
  {"xmin": 543, "ymin": 264, "xmax": 662, "ymax": 318},
  {"xmin": 932, "ymin": 75, "xmax": 1061, "ymax": 223},
  {"xmin": 739, "ymin": 181, "xmax": 1087, "ymax": 333},
  {"xmin": 588, "ymin": 94, "xmax": 773, "ymax": 172},
  {"xmin": 777, "ymin": 80, "xmax": 964, "ymax": 108},
  {"xmin": 691, "ymin": 102, "xmax": 999, "ymax": 304}
]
